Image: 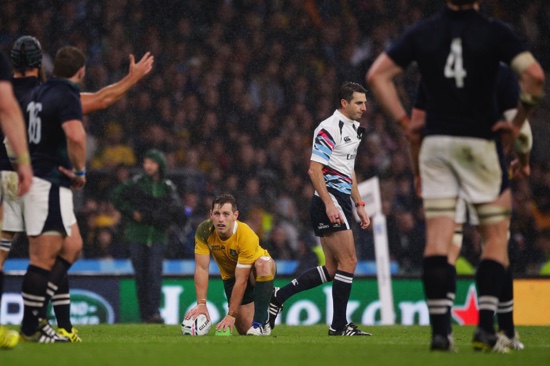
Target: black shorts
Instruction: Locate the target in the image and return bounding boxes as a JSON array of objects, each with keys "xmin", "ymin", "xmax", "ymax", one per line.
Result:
[
  {"xmin": 223, "ymin": 277, "xmax": 255, "ymax": 306},
  {"xmin": 310, "ymin": 189, "xmax": 353, "ymax": 237}
]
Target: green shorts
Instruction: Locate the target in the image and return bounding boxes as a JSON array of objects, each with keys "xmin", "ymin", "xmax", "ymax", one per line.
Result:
[{"xmin": 223, "ymin": 277, "xmax": 255, "ymax": 306}]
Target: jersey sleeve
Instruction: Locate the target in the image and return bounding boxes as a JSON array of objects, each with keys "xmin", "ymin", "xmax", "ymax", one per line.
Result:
[
  {"xmin": 59, "ymin": 89, "xmax": 83, "ymax": 124},
  {"xmin": 236, "ymin": 224, "xmax": 260, "ymax": 266},
  {"xmin": 194, "ymin": 219, "xmax": 214, "ymax": 255},
  {"xmin": 493, "ymin": 20, "xmax": 528, "ymax": 66},
  {"xmin": 386, "ymin": 26, "xmax": 417, "ymax": 69},
  {"xmin": 496, "ymin": 65, "xmax": 519, "ymax": 113},
  {"xmin": 311, "ymin": 126, "xmax": 337, "ymax": 165},
  {"xmin": 0, "ymin": 51, "xmax": 11, "ymax": 81}
]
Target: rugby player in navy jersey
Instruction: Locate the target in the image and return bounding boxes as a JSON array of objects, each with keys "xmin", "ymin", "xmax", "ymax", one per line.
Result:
[
  {"xmin": 0, "ymin": 35, "xmax": 153, "ymax": 342},
  {"xmin": 410, "ymin": 65, "xmax": 531, "ymax": 351},
  {"xmin": 16, "ymin": 46, "xmax": 89, "ymax": 343},
  {"xmin": 268, "ymin": 82, "xmax": 371, "ymax": 336},
  {"xmin": 366, "ymin": 0, "xmax": 545, "ymax": 352},
  {"xmin": 0, "ymin": 50, "xmax": 33, "ymax": 200},
  {"xmin": 0, "ymin": 50, "xmax": 33, "ymax": 350}
]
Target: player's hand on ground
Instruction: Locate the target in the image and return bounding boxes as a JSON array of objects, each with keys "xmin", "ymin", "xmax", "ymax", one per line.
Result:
[
  {"xmin": 58, "ymin": 166, "xmax": 86, "ymax": 190},
  {"xmin": 326, "ymin": 204, "xmax": 343, "ymax": 225},
  {"xmin": 356, "ymin": 206, "xmax": 370, "ymax": 229},
  {"xmin": 16, "ymin": 163, "xmax": 33, "ymax": 196},
  {"xmin": 215, "ymin": 315, "xmax": 235, "ymax": 333},
  {"xmin": 129, "ymin": 52, "xmax": 154, "ymax": 81}
]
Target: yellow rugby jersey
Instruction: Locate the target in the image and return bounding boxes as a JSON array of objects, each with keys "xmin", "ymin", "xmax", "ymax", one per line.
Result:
[{"xmin": 194, "ymin": 219, "xmax": 270, "ymax": 280}]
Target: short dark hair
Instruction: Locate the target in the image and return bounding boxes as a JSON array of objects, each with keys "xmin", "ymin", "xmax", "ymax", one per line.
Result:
[
  {"xmin": 52, "ymin": 46, "xmax": 86, "ymax": 78},
  {"xmin": 211, "ymin": 194, "xmax": 238, "ymax": 212},
  {"xmin": 338, "ymin": 82, "xmax": 367, "ymax": 104}
]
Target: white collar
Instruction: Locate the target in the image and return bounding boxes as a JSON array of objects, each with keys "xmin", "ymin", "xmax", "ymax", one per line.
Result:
[{"xmin": 334, "ymin": 109, "xmax": 355, "ymax": 124}]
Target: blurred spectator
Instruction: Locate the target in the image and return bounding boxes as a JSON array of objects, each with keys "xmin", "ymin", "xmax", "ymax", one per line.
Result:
[
  {"xmin": 84, "ymin": 227, "xmax": 126, "ymax": 259},
  {"xmin": 111, "ymin": 149, "xmax": 184, "ymax": 323},
  {"xmin": 293, "ymin": 231, "xmax": 321, "ymax": 276},
  {"xmin": 386, "ymin": 208, "xmax": 425, "ymax": 274},
  {"xmin": 265, "ymin": 225, "xmax": 296, "ymax": 260},
  {"xmin": 90, "ymin": 122, "xmax": 136, "ymax": 170}
]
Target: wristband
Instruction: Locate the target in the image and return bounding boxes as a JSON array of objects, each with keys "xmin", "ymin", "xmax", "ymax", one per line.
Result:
[
  {"xmin": 519, "ymin": 91, "xmax": 542, "ymax": 108},
  {"xmin": 16, "ymin": 152, "xmax": 31, "ymax": 165},
  {"xmin": 197, "ymin": 299, "xmax": 207, "ymax": 305},
  {"xmin": 355, "ymin": 201, "xmax": 365, "ymax": 208},
  {"xmin": 228, "ymin": 310, "xmax": 238, "ymax": 318},
  {"xmin": 73, "ymin": 168, "xmax": 86, "ymax": 177}
]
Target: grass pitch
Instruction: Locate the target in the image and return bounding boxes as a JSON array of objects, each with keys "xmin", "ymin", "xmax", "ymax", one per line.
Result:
[{"xmin": 1, "ymin": 325, "xmax": 548, "ymax": 366}]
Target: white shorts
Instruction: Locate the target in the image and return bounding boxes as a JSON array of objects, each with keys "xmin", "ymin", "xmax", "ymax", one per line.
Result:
[
  {"xmin": 1, "ymin": 170, "xmax": 25, "ymax": 232},
  {"xmin": 22, "ymin": 177, "xmax": 76, "ymax": 236},
  {"xmin": 419, "ymin": 136, "xmax": 502, "ymax": 203},
  {"xmin": 454, "ymin": 198, "xmax": 479, "ymax": 226}
]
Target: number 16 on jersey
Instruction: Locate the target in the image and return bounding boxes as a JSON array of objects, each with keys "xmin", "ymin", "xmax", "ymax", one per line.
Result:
[{"xmin": 27, "ymin": 101, "xmax": 42, "ymax": 144}]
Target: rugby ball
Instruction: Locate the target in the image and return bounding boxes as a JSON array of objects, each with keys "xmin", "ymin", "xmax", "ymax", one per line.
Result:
[{"xmin": 181, "ymin": 314, "xmax": 211, "ymax": 336}]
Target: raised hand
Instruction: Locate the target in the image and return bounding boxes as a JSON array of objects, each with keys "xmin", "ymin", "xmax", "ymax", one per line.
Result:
[{"xmin": 128, "ymin": 52, "xmax": 154, "ymax": 81}]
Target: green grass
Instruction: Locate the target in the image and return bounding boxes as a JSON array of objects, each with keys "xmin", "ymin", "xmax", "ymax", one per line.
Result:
[{"xmin": 2, "ymin": 325, "xmax": 549, "ymax": 366}]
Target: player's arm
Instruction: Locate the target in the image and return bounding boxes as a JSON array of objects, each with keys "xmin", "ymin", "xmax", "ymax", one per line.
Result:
[
  {"xmin": 509, "ymin": 52, "xmax": 545, "ymax": 133},
  {"xmin": 308, "ymin": 160, "xmax": 341, "ymax": 224},
  {"xmin": 186, "ymin": 253, "xmax": 211, "ymax": 320},
  {"xmin": 366, "ymin": 53, "xmax": 409, "ymax": 128},
  {"xmin": 351, "ymin": 171, "xmax": 370, "ymax": 229},
  {"xmin": 409, "ymin": 107, "xmax": 426, "ymax": 197},
  {"xmin": 502, "ymin": 108, "xmax": 532, "ymax": 179},
  {"xmin": 0, "ymin": 80, "xmax": 33, "ymax": 195},
  {"xmin": 80, "ymin": 52, "xmax": 154, "ymax": 114},
  {"xmin": 61, "ymin": 120, "xmax": 87, "ymax": 189}
]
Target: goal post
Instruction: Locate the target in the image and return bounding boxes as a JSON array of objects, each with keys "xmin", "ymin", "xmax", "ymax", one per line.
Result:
[{"xmin": 356, "ymin": 176, "xmax": 395, "ymax": 325}]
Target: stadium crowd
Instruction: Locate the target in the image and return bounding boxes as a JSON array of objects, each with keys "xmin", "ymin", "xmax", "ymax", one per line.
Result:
[{"xmin": 2, "ymin": 0, "xmax": 549, "ymax": 275}]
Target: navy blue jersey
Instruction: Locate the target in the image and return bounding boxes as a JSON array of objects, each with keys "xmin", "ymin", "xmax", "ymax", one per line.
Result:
[
  {"xmin": 415, "ymin": 64, "xmax": 519, "ymax": 119},
  {"xmin": 0, "ymin": 51, "xmax": 10, "ymax": 81},
  {"xmin": 25, "ymin": 78, "xmax": 83, "ymax": 187},
  {"xmin": 494, "ymin": 64, "xmax": 519, "ymax": 113},
  {"xmin": 0, "ymin": 51, "xmax": 14, "ymax": 170},
  {"xmin": 388, "ymin": 7, "xmax": 527, "ymax": 139},
  {"xmin": 0, "ymin": 77, "xmax": 41, "ymax": 171}
]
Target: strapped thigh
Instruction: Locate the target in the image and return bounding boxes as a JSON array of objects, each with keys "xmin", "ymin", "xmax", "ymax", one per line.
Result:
[
  {"xmin": 474, "ymin": 204, "xmax": 511, "ymax": 225},
  {"xmin": 423, "ymin": 197, "xmax": 457, "ymax": 219}
]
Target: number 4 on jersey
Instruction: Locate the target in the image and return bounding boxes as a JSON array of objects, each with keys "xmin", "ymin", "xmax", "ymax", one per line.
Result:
[{"xmin": 444, "ymin": 38, "xmax": 467, "ymax": 88}]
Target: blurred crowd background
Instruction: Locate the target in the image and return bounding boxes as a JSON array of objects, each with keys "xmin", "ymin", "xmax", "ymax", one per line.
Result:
[{"xmin": 2, "ymin": 0, "xmax": 549, "ymax": 275}]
